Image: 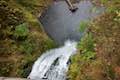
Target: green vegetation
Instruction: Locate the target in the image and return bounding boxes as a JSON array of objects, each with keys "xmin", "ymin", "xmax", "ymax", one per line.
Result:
[
  {"xmin": 0, "ymin": 0, "xmax": 120, "ymax": 79},
  {"xmin": 0, "ymin": 62, "xmax": 13, "ymax": 76},
  {"xmin": 68, "ymin": 0, "xmax": 120, "ymax": 80},
  {"xmin": 15, "ymin": 0, "xmax": 53, "ymax": 16},
  {"xmin": 19, "ymin": 40, "xmax": 34, "ymax": 54},
  {"xmin": 14, "ymin": 23, "xmax": 29, "ymax": 39},
  {"xmin": 0, "ymin": 0, "xmax": 55, "ymax": 77},
  {"xmin": 68, "ymin": 32, "xmax": 96, "ymax": 80},
  {"xmin": 79, "ymin": 21, "xmax": 88, "ymax": 32},
  {"xmin": 78, "ymin": 33, "xmax": 95, "ymax": 61}
]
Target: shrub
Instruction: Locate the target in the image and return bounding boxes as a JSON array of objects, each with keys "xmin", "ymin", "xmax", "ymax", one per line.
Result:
[
  {"xmin": 78, "ymin": 33, "xmax": 95, "ymax": 52},
  {"xmin": 78, "ymin": 33, "xmax": 95, "ymax": 60},
  {"xmin": 68, "ymin": 32, "xmax": 96, "ymax": 80},
  {"xmin": 19, "ymin": 40, "xmax": 34, "ymax": 54},
  {"xmin": 14, "ymin": 23, "xmax": 29, "ymax": 39}
]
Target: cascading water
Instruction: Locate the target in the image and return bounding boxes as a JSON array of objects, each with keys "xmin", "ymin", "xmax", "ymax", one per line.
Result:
[
  {"xmin": 28, "ymin": 40, "xmax": 77, "ymax": 80},
  {"xmin": 28, "ymin": 1, "xmax": 104, "ymax": 80}
]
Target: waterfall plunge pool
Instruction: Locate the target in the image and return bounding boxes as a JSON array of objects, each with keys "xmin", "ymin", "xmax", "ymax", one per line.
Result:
[{"xmin": 39, "ymin": 0, "xmax": 104, "ymax": 45}]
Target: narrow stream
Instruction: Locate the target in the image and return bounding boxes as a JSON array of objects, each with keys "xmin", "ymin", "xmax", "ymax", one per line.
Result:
[{"xmin": 28, "ymin": 0, "xmax": 104, "ymax": 80}]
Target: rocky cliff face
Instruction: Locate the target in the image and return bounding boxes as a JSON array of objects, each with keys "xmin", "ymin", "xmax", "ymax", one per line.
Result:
[{"xmin": 0, "ymin": 0, "xmax": 55, "ymax": 78}]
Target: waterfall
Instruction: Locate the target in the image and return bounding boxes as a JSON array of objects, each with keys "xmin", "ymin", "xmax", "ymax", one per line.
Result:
[{"xmin": 28, "ymin": 40, "xmax": 77, "ymax": 80}]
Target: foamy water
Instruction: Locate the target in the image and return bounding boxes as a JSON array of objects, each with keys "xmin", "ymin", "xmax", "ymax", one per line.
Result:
[{"xmin": 28, "ymin": 40, "xmax": 77, "ymax": 80}]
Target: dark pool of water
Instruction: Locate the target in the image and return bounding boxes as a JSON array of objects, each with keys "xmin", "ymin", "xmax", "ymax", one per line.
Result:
[{"xmin": 40, "ymin": 0, "xmax": 104, "ymax": 45}]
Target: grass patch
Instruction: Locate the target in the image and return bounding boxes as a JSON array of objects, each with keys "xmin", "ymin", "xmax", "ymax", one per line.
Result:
[{"xmin": 79, "ymin": 21, "xmax": 89, "ymax": 32}]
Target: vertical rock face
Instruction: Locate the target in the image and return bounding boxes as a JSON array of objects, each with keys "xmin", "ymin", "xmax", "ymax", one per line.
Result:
[{"xmin": 0, "ymin": 0, "xmax": 55, "ymax": 78}]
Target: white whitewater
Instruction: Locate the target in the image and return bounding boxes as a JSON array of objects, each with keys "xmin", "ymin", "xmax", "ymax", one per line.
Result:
[{"xmin": 28, "ymin": 40, "xmax": 77, "ymax": 80}]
